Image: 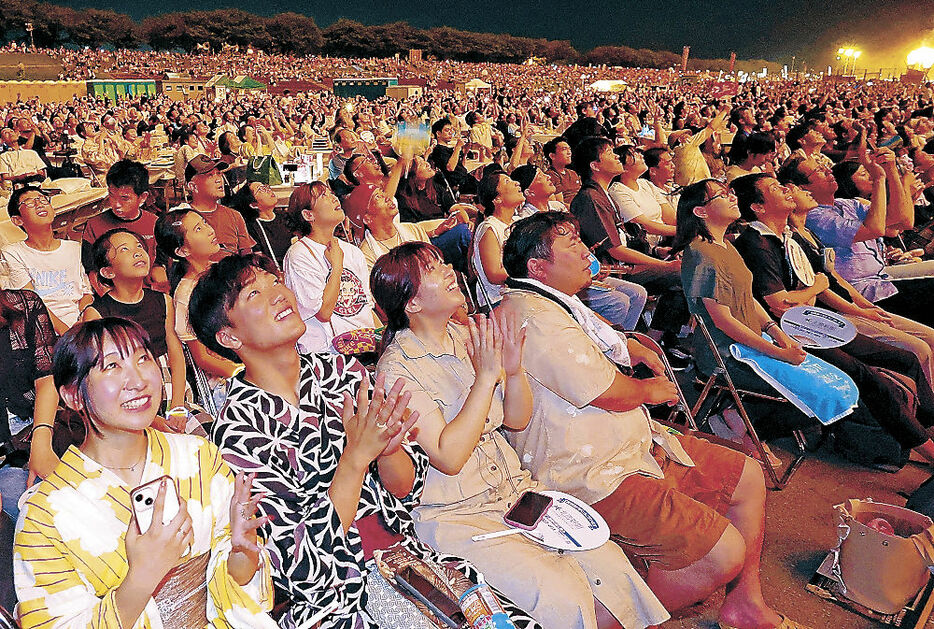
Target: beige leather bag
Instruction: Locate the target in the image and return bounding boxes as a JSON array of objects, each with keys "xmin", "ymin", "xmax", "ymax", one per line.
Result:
[{"xmin": 831, "ymin": 498, "xmax": 934, "ymax": 614}]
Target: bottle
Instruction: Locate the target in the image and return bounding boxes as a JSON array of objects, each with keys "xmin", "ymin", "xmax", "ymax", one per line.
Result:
[{"xmin": 458, "ymin": 575, "xmax": 516, "ymax": 629}]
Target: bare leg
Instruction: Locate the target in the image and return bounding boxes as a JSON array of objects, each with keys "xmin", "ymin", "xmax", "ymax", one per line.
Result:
[
  {"xmin": 595, "ymin": 597, "xmax": 623, "ymax": 629},
  {"xmin": 645, "ymin": 523, "xmax": 745, "ymax": 611},
  {"xmin": 717, "ymin": 458, "xmax": 783, "ymax": 628}
]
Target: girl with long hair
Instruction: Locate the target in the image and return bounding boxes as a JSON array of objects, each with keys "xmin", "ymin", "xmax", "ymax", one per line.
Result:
[{"xmin": 155, "ymin": 209, "xmax": 240, "ymax": 387}]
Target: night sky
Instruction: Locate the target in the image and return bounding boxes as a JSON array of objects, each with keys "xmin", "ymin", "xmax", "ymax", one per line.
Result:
[{"xmin": 51, "ymin": 0, "xmax": 934, "ymax": 67}]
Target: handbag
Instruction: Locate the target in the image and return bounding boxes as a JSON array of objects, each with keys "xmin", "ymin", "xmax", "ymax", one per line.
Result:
[
  {"xmin": 246, "ymin": 155, "xmax": 283, "ymax": 186},
  {"xmin": 830, "ymin": 498, "xmax": 934, "ymax": 614},
  {"xmin": 373, "ymin": 546, "xmax": 472, "ymax": 629}
]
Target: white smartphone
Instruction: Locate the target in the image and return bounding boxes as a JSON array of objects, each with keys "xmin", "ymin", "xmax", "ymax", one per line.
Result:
[{"xmin": 131, "ymin": 476, "xmax": 180, "ymax": 535}]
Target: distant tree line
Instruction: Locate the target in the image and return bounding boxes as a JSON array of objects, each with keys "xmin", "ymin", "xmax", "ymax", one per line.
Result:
[{"xmin": 0, "ymin": 0, "xmax": 773, "ymax": 71}]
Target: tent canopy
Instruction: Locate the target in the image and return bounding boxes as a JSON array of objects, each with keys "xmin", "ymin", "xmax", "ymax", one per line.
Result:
[
  {"xmin": 465, "ymin": 78, "xmax": 492, "ymax": 90},
  {"xmin": 208, "ymin": 74, "xmax": 266, "ymax": 89},
  {"xmin": 589, "ymin": 79, "xmax": 628, "ymax": 92}
]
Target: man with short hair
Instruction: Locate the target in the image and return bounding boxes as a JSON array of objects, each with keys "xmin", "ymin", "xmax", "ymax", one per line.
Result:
[
  {"xmin": 643, "ymin": 147, "xmax": 680, "ymax": 208},
  {"xmin": 569, "ymin": 137, "xmax": 684, "ymax": 339},
  {"xmin": 328, "ymin": 128, "xmax": 360, "ymax": 181},
  {"xmin": 0, "ymin": 132, "xmax": 45, "ymax": 191},
  {"xmin": 186, "ymin": 154, "xmax": 256, "ymax": 254},
  {"xmin": 731, "ymin": 173, "xmax": 934, "ymax": 461},
  {"xmin": 188, "ymin": 253, "xmax": 538, "ymax": 629},
  {"xmin": 543, "ymin": 137, "xmax": 581, "ymax": 204},
  {"xmin": 428, "ymin": 117, "xmax": 470, "ymax": 193},
  {"xmin": 786, "ymin": 120, "xmax": 834, "ymax": 170},
  {"xmin": 80, "ymin": 159, "xmax": 164, "ymax": 291},
  {"xmin": 498, "ymin": 211, "xmax": 807, "ymax": 629},
  {"xmin": 1, "ymin": 186, "xmax": 92, "ymax": 333}
]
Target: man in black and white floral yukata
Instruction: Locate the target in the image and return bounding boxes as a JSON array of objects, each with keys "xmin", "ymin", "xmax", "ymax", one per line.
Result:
[{"xmin": 189, "ymin": 253, "xmax": 541, "ymax": 629}]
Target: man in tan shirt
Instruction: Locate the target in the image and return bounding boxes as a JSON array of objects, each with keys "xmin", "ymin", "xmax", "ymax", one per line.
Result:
[{"xmin": 498, "ymin": 211, "xmax": 807, "ymax": 629}]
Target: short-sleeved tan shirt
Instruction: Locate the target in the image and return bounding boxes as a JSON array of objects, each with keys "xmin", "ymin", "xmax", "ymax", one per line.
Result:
[
  {"xmin": 377, "ymin": 323, "xmax": 535, "ymax": 513},
  {"xmin": 499, "ymin": 288, "xmax": 693, "ymax": 504}
]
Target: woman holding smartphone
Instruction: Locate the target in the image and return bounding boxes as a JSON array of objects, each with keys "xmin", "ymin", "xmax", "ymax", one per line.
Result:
[
  {"xmin": 13, "ymin": 317, "xmax": 277, "ymax": 629},
  {"xmin": 373, "ymin": 242, "xmax": 667, "ymax": 629}
]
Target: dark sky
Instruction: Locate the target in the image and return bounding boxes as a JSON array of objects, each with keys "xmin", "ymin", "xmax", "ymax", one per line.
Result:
[{"xmin": 53, "ymin": 0, "xmax": 934, "ymax": 66}]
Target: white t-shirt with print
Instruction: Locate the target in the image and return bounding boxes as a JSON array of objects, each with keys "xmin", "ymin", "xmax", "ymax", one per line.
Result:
[
  {"xmin": 0, "ymin": 239, "xmax": 90, "ymax": 327},
  {"xmin": 284, "ymin": 236, "xmax": 376, "ymax": 353}
]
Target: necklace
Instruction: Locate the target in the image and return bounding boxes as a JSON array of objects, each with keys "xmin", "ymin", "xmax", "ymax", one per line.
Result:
[{"xmin": 100, "ymin": 449, "xmax": 146, "ymax": 472}]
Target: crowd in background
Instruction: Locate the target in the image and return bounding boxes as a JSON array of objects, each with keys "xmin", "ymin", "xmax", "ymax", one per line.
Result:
[{"xmin": 3, "ymin": 47, "xmax": 934, "ymax": 629}]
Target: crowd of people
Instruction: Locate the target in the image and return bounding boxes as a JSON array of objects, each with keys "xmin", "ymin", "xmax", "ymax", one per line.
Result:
[{"xmin": 4, "ymin": 46, "xmax": 934, "ymax": 629}]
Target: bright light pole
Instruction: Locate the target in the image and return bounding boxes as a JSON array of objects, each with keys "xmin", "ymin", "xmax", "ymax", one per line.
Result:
[
  {"xmin": 836, "ymin": 47, "xmax": 862, "ymax": 75},
  {"xmin": 24, "ymin": 22, "xmax": 34, "ymax": 51}
]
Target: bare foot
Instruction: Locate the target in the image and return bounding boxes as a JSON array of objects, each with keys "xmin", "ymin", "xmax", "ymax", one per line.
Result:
[{"xmin": 718, "ymin": 595, "xmax": 783, "ymax": 629}]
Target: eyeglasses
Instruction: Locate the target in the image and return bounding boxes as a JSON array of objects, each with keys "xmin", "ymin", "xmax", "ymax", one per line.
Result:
[
  {"xmin": 703, "ymin": 191, "xmax": 732, "ymax": 205},
  {"xmin": 351, "ymin": 157, "xmax": 375, "ymax": 176},
  {"xmin": 19, "ymin": 195, "xmax": 51, "ymax": 210}
]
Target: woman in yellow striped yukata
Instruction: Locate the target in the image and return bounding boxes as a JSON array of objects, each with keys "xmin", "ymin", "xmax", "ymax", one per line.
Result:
[{"xmin": 13, "ymin": 317, "xmax": 278, "ymax": 629}]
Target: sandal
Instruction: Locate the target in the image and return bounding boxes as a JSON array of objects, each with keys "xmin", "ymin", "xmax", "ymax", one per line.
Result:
[
  {"xmin": 719, "ymin": 613, "xmax": 813, "ymax": 629},
  {"xmin": 754, "ymin": 443, "xmax": 783, "ymax": 469}
]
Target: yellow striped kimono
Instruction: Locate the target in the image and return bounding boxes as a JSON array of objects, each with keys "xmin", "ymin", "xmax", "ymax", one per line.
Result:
[{"xmin": 13, "ymin": 428, "xmax": 278, "ymax": 629}]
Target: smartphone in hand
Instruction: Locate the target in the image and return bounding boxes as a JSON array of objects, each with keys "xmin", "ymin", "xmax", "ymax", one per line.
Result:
[{"xmin": 131, "ymin": 476, "xmax": 180, "ymax": 535}]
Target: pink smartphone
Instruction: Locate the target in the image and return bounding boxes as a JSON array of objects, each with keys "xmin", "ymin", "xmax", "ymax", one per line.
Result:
[
  {"xmin": 503, "ymin": 491, "xmax": 553, "ymax": 530},
  {"xmin": 130, "ymin": 476, "xmax": 180, "ymax": 535}
]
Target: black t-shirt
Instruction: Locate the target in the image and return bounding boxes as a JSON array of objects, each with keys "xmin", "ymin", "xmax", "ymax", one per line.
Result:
[
  {"xmin": 428, "ymin": 144, "xmax": 469, "ymax": 189},
  {"xmin": 733, "ymin": 224, "xmax": 850, "ymax": 312},
  {"xmin": 248, "ymin": 214, "xmax": 293, "ymax": 268},
  {"xmin": 732, "ymin": 226, "xmax": 789, "ymax": 307},
  {"xmin": 92, "ymin": 289, "xmax": 169, "ymax": 358}
]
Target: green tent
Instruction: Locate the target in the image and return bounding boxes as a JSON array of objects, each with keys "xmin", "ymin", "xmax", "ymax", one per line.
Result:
[{"xmin": 209, "ymin": 75, "xmax": 266, "ymax": 90}]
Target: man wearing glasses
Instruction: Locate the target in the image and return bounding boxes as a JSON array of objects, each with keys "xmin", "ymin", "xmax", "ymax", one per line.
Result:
[
  {"xmin": 1, "ymin": 187, "xmax": 92, "ymax": 334},
  {"xmin": 781, "ymin": 155, "xmax": 934, "ymax": 328}
]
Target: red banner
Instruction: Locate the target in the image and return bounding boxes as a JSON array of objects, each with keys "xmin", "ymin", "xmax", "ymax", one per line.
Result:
[
  {"xmin": 729, "ymin": 52, "xmax": 736, "ymax": 73},
  {"xmin": 681, "ymin": 46, "xmax": 690, "ymax": 72}
]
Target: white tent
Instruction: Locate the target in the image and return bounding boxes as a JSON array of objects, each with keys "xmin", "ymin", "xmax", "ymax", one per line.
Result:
[
  {"xmin": 589, "ymin": 79, "xmax": 628, "ymax": 92},
  {"xmin": 465, "ymin": 78, "xmax": 492, "ymax": 90}
]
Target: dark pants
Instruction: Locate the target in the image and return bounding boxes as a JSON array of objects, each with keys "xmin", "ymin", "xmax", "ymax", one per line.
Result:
[
  {"xmin": 627, "ymin": 265, "xmax": 689, "ymax": 333},
  {"xmin": 812, "ymin": 332, "xmax": 934, "ymax": 449},
  {"xmin": 877, "ymin": 277, "xmax": 934, "ymax": 328},
  {"xmin": 429, "ymin": 222, "xmax": 471, "ymax": 274},
  {"xmin": 720, "ymin": 331, "xmax": 932, "ymax": 449},
  {"xmin": 714, "ymin": 357, "xmax": 905, "ymax": 467}
]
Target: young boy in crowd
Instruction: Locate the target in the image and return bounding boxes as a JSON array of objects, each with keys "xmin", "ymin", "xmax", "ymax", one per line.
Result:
[
  {"xmin": 80, "ymin": 159, "xmax": 166, "ymax": 292},
  {"xmin": 83, "ymin": 228, "xmax": 188, "ymax": 430},
  {"xmin": 1, "ymin": 186, "xmax": 92, "ymax": 334}
]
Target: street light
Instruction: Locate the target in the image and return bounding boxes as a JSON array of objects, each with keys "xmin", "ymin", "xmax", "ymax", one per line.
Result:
[
  {"xmin": 908, "ymin": 47, "xmax": 934, "ymax": 70},
  {"xmin": 24, "ymin": 22, "xmax": 34, "ymax": 51},
  {"xmin": 835, "ymin": 46, "xmax": 862, "ymax": 75}
]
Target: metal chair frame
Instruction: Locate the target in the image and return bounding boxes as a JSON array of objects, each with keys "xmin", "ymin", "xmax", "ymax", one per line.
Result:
[
  {"xmin": 623, "ymin": 330, "xmax": 698, "ymax": 430},
  {"xmin": 182, "ymin": 341, "xmax": 219, "ymax": 418},
  {"xmin": 690, "ymin": 315, "xmax": 807, "ymax": 490}
]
